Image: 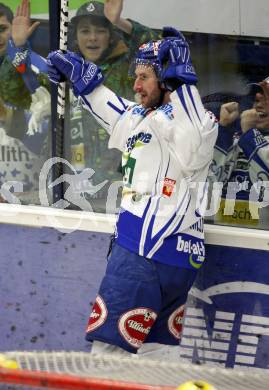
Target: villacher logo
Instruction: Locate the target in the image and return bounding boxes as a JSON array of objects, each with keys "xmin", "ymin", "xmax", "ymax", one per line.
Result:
[
  {"xmin": 86, "ymin": 295, "xmax": 108, "ymax": 333},
  {"xmin": 118, "ymin": 308, "xmax": 157, "ymax": 349}
]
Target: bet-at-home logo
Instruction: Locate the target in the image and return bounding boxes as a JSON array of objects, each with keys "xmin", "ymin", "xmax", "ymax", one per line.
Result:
[{"xmin": 179, "ymin": 282, "xmax": 269, "ymax": 369}]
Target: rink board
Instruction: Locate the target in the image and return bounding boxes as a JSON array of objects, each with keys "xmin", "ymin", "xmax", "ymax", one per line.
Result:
[{"xmin": 0, "ymin": 221, "xmax": 268, "ymax": 369}]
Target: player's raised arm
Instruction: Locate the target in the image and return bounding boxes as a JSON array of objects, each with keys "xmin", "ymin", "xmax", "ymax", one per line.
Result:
[
  {"xmin": 47, "ymin": 50, "xmax": 133, "ymax": 134},
  {"xmin": 158, "ymin": 28, "xmax": 218, "ymax": 171}
]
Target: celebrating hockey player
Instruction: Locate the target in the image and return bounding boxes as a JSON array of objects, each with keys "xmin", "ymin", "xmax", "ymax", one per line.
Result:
[{"xmin": 47, "ymin": 27, "xmax": 218, "ymax": 360}]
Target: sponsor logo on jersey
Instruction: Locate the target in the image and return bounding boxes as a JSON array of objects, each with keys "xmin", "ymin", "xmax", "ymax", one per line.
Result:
[
  {"xmin": 177, "ymin": 236, "xmax": 205, "ymax": 257},
  {"xmin": 126, "ymin": 132, "xmax": 152, "ymax": 152},
  {"xmin": 86, "ymin": 295, "xmax": 108, "ymax": 333},
  {"xmin": 159, "ymin": 104, "xmax": 174, "ymax": 120},
  {"xmin": 168, "ymin": 305, "xmax": 185, "ymax": 340},
  {"xmin": 189, "ymin": 254, "xmax": 205, "ymax": 269},
  {"xmin": 118, "ymin": 308, "xmax": 157, "ymax": 348},
  {"xmin": 162, "ymin": 177, "xmax": 176, "ymax": 197},
  {"xmin": 132, "ymin": 106, "xmax": 148, "ymax": 117}
]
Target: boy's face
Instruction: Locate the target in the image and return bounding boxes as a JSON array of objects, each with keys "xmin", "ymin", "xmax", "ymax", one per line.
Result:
[
  {"xmin": 0, "ymin": 15, "xmax": 11, "ymax": 57},
  {"xmin": 76, "ymin": 17, "xmax": 111, "ymax": 62}
]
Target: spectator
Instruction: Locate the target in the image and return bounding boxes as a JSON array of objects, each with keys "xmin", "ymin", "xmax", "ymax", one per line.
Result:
[
  {"xmin": 0, "ymin": 1, "xmax": 49, "ymax": 138},
  {"xmin": 9, "ymin": 0, "xmax": 161, "ymax": 211},
  {"xmin": 208, "ymin": 78, "xmax": 269, "ymax": 227},
  {"xmin": 67, "ymin": 0, "xmax": 161, "ymax": 212},
  {"xmin": 0, "ymin": 1, "xmax": 50, "ymax": 204},
  {"xmin": 0, "ymin": 96, "xmax": 43, "ymax": 204},
  {"xmin": 47, "ymin": 27, "xmax": 217, "ymax": 360},
  {"xmin": 0, "ymin": 1, "xmax": 31, "ymax": 111}
]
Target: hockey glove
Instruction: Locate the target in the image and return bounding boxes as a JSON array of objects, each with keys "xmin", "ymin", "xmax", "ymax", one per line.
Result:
[
  {"xmin": 158, "ymin": 26, "xmax": 198, "ymax": 89},
  {"xmin": 47, "ymin": 57, "xmax": 67, "ymax": 84},
  {"xmin": 47, "ymin": 50, "xmax": 104, "ymax": 97}
]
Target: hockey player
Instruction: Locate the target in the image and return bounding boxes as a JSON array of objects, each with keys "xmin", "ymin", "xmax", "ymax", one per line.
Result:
[{"xmin": 47, "ymin": 27, "xmax": 218, "ymax": 360}]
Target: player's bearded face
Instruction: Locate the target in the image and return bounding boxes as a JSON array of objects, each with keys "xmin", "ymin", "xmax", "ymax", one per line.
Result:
[{"xmin": 133, "ymin": 65, "xmax": 161, "ymax": 109}]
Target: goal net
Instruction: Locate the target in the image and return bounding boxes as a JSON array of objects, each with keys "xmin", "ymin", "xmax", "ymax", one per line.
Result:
[{"xmin": 0, "ymin": 351, "xmax": 269, "ymax": 390}]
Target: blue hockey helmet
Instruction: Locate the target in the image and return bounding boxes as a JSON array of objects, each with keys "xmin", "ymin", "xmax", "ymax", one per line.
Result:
[{"xmin": 130, "ymin": 40, "xmax": 163, "ymax": 79}]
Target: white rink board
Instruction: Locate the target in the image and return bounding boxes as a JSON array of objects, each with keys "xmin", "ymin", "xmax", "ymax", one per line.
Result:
[
  {"xmin": 122, "ymin": 0, "xmax": 269, "ymax": 38},
  {"xmin": 0, "ymin": 204, "xmax": 268, "ymax": 251},
  {"xmin": 240, "ymin": 0, "xmax": 269, "ymax": 38}
]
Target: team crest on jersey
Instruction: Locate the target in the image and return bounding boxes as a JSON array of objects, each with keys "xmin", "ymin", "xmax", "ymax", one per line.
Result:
[
  {"xmin": 168, "ymin": 305, "xmax": 185, "ymax": 339},
  {"xmin": 86, "ymin": 295, "xmax": 108, "ymax": 333},
  {"xmin": 118, "ymin": 308, "xmax": 157, "ymax": 348},
  {"xmin": 162, "ymin": 177, "xmax": 176, "ymax": 197}
]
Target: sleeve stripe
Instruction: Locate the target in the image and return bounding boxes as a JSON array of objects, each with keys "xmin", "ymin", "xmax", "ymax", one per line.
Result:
[
  {"xmin": 183, "ymin": 86, "xmax": 202, "ymax": 131},
  {"xmin": 186, "ymin": 84, "xmax": 202, "ymax": 125},
  {"xmin": 176, "ymin": 87, "xmax": 193, "ymax": 124},
  {"xmin": 248, "ymin": 141, "xmax": 269, "ymax": 162},
  {"xmin": 81, "ymin": 96, "xmax": 110, "ymax": 126},
  {"xmin": 214, "ymin": 145, "xmax": 229, "ymax": 155},
  {"xmin": 145, "ymin": 193, "xmax": 191, "ymax": 259},
  {"xmin": 248, "ymin": 146, "xmax": 269, "ymax": 173},
  {"xmin": 117, "ymin": 95, "xmax": 129, "ymax": 111},
  {"xmin": 107, "ymin": 100, "xmax": 126, "ymax": 115}
]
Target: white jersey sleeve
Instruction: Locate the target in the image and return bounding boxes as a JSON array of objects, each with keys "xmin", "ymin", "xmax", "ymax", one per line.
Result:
[
  {"xmin": 80, "ymin": 85, "xmax": 134, "ymax": 137},
  {"xmin": 169, "ymin": 85, "xmax": 218, "ymax": 172},
  {"xmin": 238, "ymin": 129, "xmax": 269, "ymax": 183}
]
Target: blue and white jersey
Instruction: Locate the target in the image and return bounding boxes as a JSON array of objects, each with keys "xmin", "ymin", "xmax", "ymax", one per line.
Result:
[
  {"xmin": 209, "ymin": 125, "xmax": 269, "ymax": 201},
  {"xmin": 81, "ymin": 84, "xmax": 218, "ymax": 269}
]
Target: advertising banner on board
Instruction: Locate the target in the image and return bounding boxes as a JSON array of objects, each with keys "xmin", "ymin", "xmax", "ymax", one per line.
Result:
[{"xmin": 180, "ymin": 244, "xmax": 269, "ymax": 369}]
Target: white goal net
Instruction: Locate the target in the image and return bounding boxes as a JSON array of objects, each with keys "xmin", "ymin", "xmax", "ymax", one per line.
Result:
[{"xmin": 0, "ymin": 351, "xmax": 269, "ymax": 389}]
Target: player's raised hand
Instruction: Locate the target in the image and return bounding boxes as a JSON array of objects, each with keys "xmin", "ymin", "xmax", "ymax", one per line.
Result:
[
  {"xmin": 104, "ymin": 0, "xmax": 123, "ymax": 25},
  {"xmin": 219, "ymin": 102, "xmax": 239, "ymax": 127},
  {"xmin": 158, "ymin": 27, "xmax": 197, "ymax": 88},
  {"xmin": 12, "ymin": 0, "xmax": 40, "ymax": 47},
  {"xmin": 47, "ymin": 50, "xmax": 104, "ymax": 96},
  {"xmin": 240, "ymin": 108, "xmax": 258, "ymax": 133}
]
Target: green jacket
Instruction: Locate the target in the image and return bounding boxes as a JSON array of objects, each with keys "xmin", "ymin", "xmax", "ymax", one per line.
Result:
[
  {"xmin": 0, "ymin": 56, "xmax": 32, "ymax": 109},
  {"xmin": 0, "ymin": 56, "xmax": 48, "ymax": 109}
]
